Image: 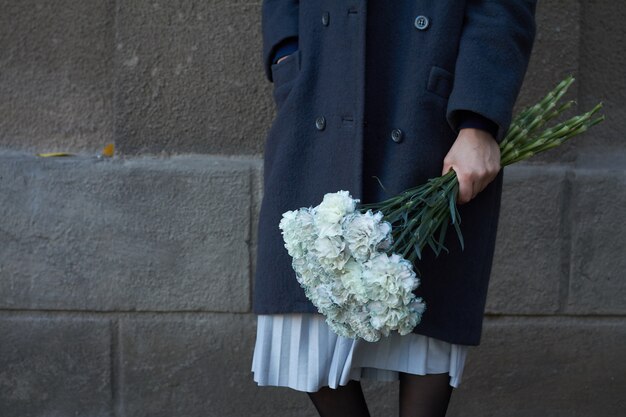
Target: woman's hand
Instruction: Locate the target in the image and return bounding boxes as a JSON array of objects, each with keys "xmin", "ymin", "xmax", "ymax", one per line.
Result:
[
  {"xmin": 276, "ymin": 55, "xmax": 290, "ymax": 64},
  {"xmin": 442, "ymin": 128, "xmax": 501, "ymax": 204}
]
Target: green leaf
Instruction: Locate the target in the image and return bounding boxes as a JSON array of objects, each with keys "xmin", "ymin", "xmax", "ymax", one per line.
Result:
[
  {"xmin": 437, "ymin": 218, "xmax": 449, "ymax": 251},
  {"xmin": 449, "ymin": 193, "xmax": 457, "ymax": 224}
]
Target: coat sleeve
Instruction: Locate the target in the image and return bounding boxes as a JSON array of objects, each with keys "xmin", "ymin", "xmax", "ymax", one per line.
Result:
[
  {"xmin": 262, "ymin": 0, "xmax": 299, "ymax": 82},
  {"xmin": 447, "ymin": 0, "xmax": 537, "ymax": 143}
]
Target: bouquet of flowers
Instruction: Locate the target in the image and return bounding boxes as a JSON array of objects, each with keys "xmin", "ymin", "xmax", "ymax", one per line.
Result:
[
  {"xmin": 279, "ymin": 76, "xmax": 604, "ymax": 342},
  {"xmin": 280, "ymin": 191, "xmax": 425, "ymax": 342}
]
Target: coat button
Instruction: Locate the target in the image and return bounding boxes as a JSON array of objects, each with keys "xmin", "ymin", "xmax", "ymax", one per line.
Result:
[
  {"xmin": 391, "ymin": 128, "xmax": 403, "ymax": 143},
  {"xmin": 322, "ymin": 11, "xmax": 330, "ymax": 26},
  {"xmin": 315, "ymin": 116, "xmax": 326, "ymax": 131},
  {"xmin": 414, "ymin": 15, "xmax": 430, "ymax": 30}
]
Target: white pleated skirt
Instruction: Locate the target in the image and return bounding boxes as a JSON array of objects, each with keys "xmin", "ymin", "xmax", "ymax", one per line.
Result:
[{"xmin": 251, "ymin": 313, "xmax": 469, "ymax": 392}]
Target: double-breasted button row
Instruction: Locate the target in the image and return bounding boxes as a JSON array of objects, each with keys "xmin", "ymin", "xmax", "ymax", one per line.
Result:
[
  {"xmin": 414, "ymin": 15, "xmax": 430, "ymax": 30},
  {"xmin": 322, "ymin": 11, "xmax": 427, "ymax": 30},
  {"xmin": 317, "ymin": 119, "xmax": 402, "ymax": 141},
  {"xmin": 315, "ymin": 116, "xmax": 326, "ymax": 131}
]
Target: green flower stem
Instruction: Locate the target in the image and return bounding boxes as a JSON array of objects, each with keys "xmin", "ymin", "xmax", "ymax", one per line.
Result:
[{"xmin": 356, "ymin": 76, "xmax": 604, "ymax": 262}]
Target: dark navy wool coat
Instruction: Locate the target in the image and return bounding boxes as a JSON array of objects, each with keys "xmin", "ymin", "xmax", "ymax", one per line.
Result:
[{"xmin": 253, "ymin": 0, "xmax": 537, "ymax": 346}]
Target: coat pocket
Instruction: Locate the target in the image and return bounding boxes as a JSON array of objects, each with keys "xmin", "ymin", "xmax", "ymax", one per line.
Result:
[
  {"xmin": 427, "ymin": 66, "xmax": 454, "ymax": 99},
  {"xmin": 270, "ymin": 49, "xmax": 301, "ymax": 110}
]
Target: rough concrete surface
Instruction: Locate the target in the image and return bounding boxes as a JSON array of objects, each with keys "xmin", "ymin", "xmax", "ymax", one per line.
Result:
[
  {"xmin": 447, "ymin": 316, "xmax": 626, "ymax": 417},
  {"xmin": 579, "ymin": 0, "xmax": 626, "ymax": 153},
  {"xmin": 0, "ymin": 0, "xmax": 115, "ymax": 153},
  {"xmin": 114, "ymin": 0, "xmax": 274, "ymax": 156},
  {"xmin": 567, "ymin": 168, "xmax": 626, "ymax": 314},
  {"xmin": 118, "ymin": 313, "xmax": 319, "ymax": 417},
  {"xmin": 0, "ymin": 314, "xmax": 113, "ymax": 417},
  {"xmin": 486, "ymin": 165, "xmax": 567, "ymax": 314},
  {"xmin": 0, "ymin": 152, "xmax": 261, "ymax": 312}
]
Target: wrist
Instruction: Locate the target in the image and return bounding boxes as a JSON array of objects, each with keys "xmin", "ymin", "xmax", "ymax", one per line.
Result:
[{"xmin": 458, "ymin": 127, "xmax": 498, "ymax": 146}]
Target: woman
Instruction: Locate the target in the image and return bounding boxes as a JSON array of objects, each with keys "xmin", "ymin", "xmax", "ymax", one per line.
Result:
[{"xmin": 251, "ymin": 1, "xmax": 537, "ymax": 416}]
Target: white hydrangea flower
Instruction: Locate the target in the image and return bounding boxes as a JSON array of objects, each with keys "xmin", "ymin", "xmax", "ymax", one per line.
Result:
[
  {"xmin": 279, "ymin": 208, "xmax": 317, "ymax": 260},
  {"xmin": 296, "ymin": 208, "xmax": 317, "ymax": 242},
  {"xmin": 363, "ymin": 253, "xmax": 419, "ymax": 301},
  {"xmin": 312, "ymin": 235, "xmax": 351, "ymax": 272},
  {"xmin": 325, "ymin": 316, "xmax": 354, "ymax": 339},
  {"xmin": 339, "ymin": 260, "xmax": 368, "ymax": 303},
  {"xmin": 293, "ymin": 254, "xmax": 323, "ymax": 288},
  {"xmin": 278, "ymin": 210, "xmax": 301, "ymax": 257},
  {"xmin": 314, "ymin": 191, "xmax": 358, "ymax": 237},
  {"xmin": 342, "ymin": 210, "xmax": 393, "ymax": 263},
  {"xmin": 278, "ymin": 190, "xmax": 426, "ymax": 342}
]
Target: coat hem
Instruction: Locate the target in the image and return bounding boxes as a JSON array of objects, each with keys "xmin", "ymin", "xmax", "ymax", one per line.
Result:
[{"xmin": 251, "ymin": 306, "xmax": 479, "ymax": 346}]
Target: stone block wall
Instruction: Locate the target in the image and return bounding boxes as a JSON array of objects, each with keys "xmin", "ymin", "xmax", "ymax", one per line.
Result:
[{"xmin": 1, "ymin": 1, "xmax": 624, "ymax": 416}]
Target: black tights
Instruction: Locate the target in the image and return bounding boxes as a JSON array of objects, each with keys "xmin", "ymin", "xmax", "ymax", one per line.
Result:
[
  {"xmin": 398, "ymin": 372, "xmax": 454, "ymax": 417},
  {"xmin": 306, "ymin": 373, "xmax": 453, "ymax": 417}
]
